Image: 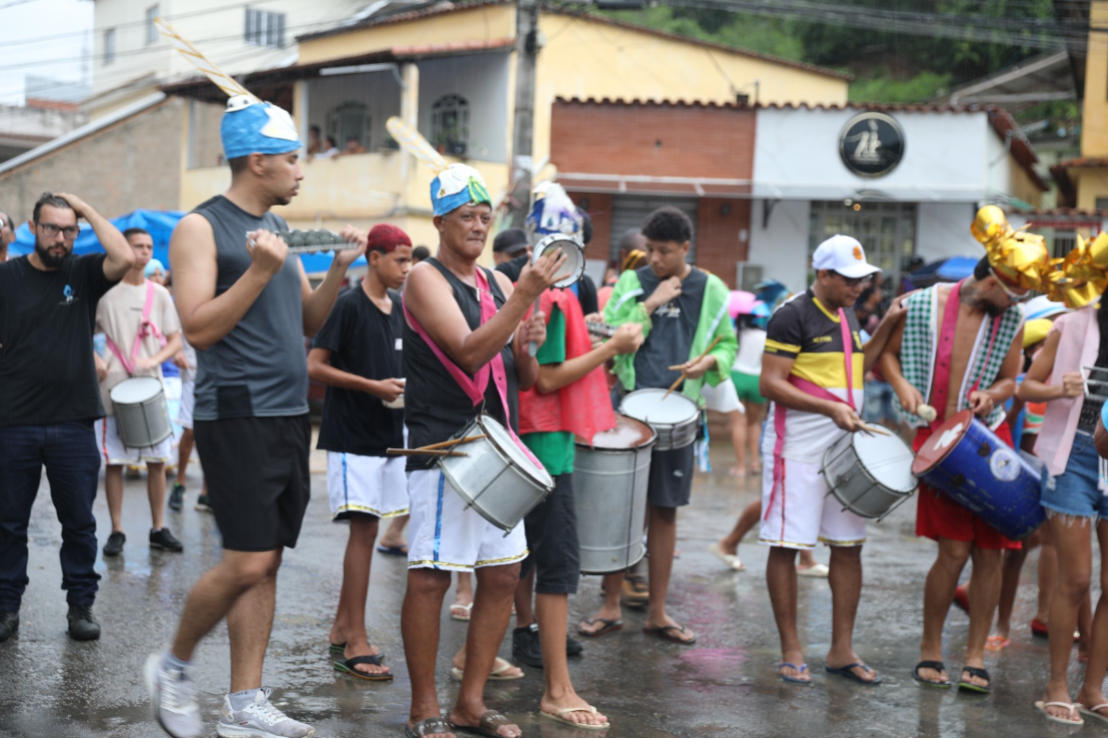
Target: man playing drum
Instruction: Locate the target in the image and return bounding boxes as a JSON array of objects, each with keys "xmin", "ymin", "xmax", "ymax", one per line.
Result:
[
  {"xmin": 0, "ymin": 192, "xmax": 135, "ymax": 643},
  {"xmin": 94, "ymin": 227, "xmax": 184, "ymax": 557},
  {"xmin": 146, "ymin": 96, "xmax": 365, "ymax": 738},
  {"xmin": 881, "ymin": 238, "xmax": 1026, "ymax": 692},
  {"xmin": 583, "ymin": 206, "xmax": 737, "ymax": 646},
  {"xmin": 400, "ymin": 163, "xmax": 562, "ymax": 739},
  {"xmin": 759, "ymin": 235, "xmax": 902, "ymax": 685},
  {"xmin": 308, "ymin": 223, "xmax": 414, "ymax": 682}
]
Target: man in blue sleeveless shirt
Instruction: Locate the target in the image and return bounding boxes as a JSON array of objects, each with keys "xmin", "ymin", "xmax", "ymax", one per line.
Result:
[{"xmin": 145, "ymin": 96, "xmax": 365, "ymax": 739}]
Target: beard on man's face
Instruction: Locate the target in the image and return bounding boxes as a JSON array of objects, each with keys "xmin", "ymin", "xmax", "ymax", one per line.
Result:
[{"xmin": 35, "ymin": 239, "xmax": 72, "ymax": 269}]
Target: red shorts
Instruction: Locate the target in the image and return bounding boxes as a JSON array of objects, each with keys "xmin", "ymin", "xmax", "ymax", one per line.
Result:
[{"xmin": 913, "ymin": 422, "xmax": 1021, "ymax": 551}]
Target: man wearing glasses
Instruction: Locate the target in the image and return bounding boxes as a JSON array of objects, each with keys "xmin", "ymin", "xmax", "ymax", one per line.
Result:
[
  {"xmin": 880, "ymin": 253, "xmax": 1027, "ymax": 693},
  {"xmin": 759, "ymin": 234, "xmax": 903, "ymax": 686},
  {"xmin": 0, "ymin": 192, "xmax": 135, "ymax": 643}
]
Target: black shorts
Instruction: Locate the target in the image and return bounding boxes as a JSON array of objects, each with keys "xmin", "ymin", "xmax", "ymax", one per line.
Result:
[
  {"xmin": 194, "ymin": 415, "xmax": 311, "ymax": 552},
  {"xmin": 647, "ymin": 444, "xmax": 694, "ymax": 508},
  {"xmin": 521, "ymin": 473, "xmax": 580, "ymax": 594}
]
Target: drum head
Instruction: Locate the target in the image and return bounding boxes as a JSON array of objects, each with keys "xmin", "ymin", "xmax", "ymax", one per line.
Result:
[
  {"xmin": 479, "ymin": 415, "xmax": 554, "ymax": 488},
  {"xmin": 911, "ymin": 408, "xmax": 974, "ymax": 476},
  {"xmin": 852, "ymin": 431, "xmax": 917, "ymax": 493},
  {"xmin": 533, "ymin": 234, "xmax": 585, "ymax": 289},
  {"xmin": 576, "ymin": 413, "xmax": 656, "ymax": 450},
  {"xmin": 110, "ymin": 376, "xmax": 164, "ymax": 403},
  {"xmin": 620, "ymin": 389, "xmax": 699, "ymax": 425}
]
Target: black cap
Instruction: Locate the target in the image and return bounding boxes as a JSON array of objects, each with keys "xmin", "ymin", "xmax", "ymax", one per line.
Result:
[{"xmin": 493, "ymin": 228, "xmax": 530, "ymax": 254}]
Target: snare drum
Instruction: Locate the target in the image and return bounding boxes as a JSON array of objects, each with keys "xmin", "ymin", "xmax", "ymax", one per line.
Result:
[
  {"xmin": 573, "ymin": 414, "xmax": 656, "ymax": 574},
  {"xmin": 911, "ymin": 409, "xmax": 1045, "ymax": 541},
  {"xmin": 619, "ymin": 389, "xmax": 699, "ymax": 450},
  {"xmin": 821, "ymin": 430, "xmax": 917, "ymax": 520},
  {"xmin": 439, "ymin": 414, "xmax": 554, "ymax": 533},
  {"xmin": 109, "ymin": 377, "xmax": 172, "ymax": 448}
]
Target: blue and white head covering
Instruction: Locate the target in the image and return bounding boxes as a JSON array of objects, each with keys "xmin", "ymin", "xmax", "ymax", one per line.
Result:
[
  {"xmin": 144, "ymin": 259, "xmax": 166, "ymax": 278},
  {"xmin": 430, "ymin": 164, "xmax": 491, "ymax": 217},
  {"xmin": 1023, "ymin": 294, "xmax": 1068, "ymax": 322},
  {"xmin": 525, "ymin": 181, "xmax": 581, "ymax": 239},
  {"xmin": 220, "ymin": 95, "xmax": 301, "ymax": 160}
]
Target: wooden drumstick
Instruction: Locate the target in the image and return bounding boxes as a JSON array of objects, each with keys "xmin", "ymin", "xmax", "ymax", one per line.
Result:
[
  {"xmin": 858, "ymin": 422, "xmax": 891, "ymax": 437},
  {"xmin": 662, "ymin": 335, "xmax": 723, "ymax": 400},
  {"xmin": 413, "ymin": 435, "xmax": 487, "ymax": 452},
  {"xmin": 386, "ymin": 448, "xmax": 468, "ymax": 457}
]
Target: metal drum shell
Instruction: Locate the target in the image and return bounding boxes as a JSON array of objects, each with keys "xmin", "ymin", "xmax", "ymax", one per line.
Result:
[
  {"xmin": 109, "ymin": 377, "xmax": 172, "ymax": 448},
  {"xmin": 439, "ymin": 416, "xmax": 554, "ymax": 533},
  {"xmin": 532, "ymin": 233, "xmax": 585, "ymax": 289},
  {"xmin": 821, "ymin": 432, "xmax": 917, "ymax": 520},
  {"xmin": 619, "ymin": 389, "xmax": 699, "ymax": 451},
  {"xmin": 912, "ymin": 409, "xmax": 1045, "ymax": 541},
  {"xmin": 573, "ymin": 415, "xmax": 656, "ymax": 574}
]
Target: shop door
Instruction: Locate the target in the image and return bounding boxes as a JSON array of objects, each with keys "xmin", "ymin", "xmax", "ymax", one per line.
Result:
[
  {"xmin": 610, "ymin": 195, "xmax": 699, "ymax": 264},
  {"xmin": 808, "ymin": 201, "xmax": 917, "ymax": 292}
]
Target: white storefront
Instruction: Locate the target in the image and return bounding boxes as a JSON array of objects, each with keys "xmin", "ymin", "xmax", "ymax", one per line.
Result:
[{"xmin": 747, "ymin": 104, "xmax": 1044, "ymax": 292}]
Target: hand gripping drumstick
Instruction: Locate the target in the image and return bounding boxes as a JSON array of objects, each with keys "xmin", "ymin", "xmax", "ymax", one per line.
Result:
[
  {"xmin": 155, "ymin": 18, "xmax": 260, "ymax": 102},
  {"xmin": 386, "ymin": 116, "xmax": 448, "ymax": 175},
  {"xmin": 663, "ymin": 335, "xmax": 723, "ymax": 400}
]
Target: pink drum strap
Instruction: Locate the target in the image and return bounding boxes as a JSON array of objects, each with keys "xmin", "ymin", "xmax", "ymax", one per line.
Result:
[
  {"xmin": 106, "ymin": 281, "xmax": 165, "ymax": 376},
  {"xmin": 930, "ymin": 280, "xmax": 1002, "ymax": 430}
]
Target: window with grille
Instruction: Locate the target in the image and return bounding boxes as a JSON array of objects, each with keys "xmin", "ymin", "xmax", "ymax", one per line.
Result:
[
  {"xmin": 807, "ymin": 201, "xmax": 917, "ymax": 292},
  {"xmin": 245, "ymin": 8, "xmax": 286, "ymax": 48},
  {"xmin": 145, "ymin": 5, "xmax": 159, "ymax": 45},
  {"xmin": 431, "ymin": 94, "xmax": 470, "ymax": 156},
  {"xmin": 326, "ymin": 102, "xmax": 369, "ymax": 152},
  {"xmin": 104, "ymin": 28, "xmax": 116, "ymax": 64}
]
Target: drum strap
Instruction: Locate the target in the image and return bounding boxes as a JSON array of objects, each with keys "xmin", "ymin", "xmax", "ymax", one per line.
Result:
[
  {"xmin": 106, "ymin": 281, "xmax": 165, "ymax": 376},
  {"xmin": 765, "ymin": 308, "xmax": 855, "ymax": 522},
  {"xmin": 930, "ymin": 280, "xmax": 1003, "ymax": 429},
  {"xmin": 403, "ymin": 268, "xmax": 543, "ymax": 468}
]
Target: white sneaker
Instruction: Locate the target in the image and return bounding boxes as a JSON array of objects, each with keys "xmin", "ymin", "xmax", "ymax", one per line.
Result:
[
  {"xmin": 216, "ymin": 688, "xmax": 315, "ymax": 738},
  {"xmin": 145, "ymin": 652, "xmax": 204, "ymax": 738}
]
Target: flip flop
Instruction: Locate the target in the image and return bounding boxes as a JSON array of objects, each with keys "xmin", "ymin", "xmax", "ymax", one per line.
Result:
[
  {"xmin": 708, "ymin": 542, "xmax": 745, "ymax": 571},
  {"xmin": 540, "ymin": 705, "xmax": 610, "ymax": 730},
  {"xmin": 404, "ymin": 716, "xmax": 453, "ymax": 738},
  {"xmin": 376, "ymin": 544, "xmax": 408, "ymax": 556},
  {"xmin": 453, "ymin": 710, "xmax": 519, "ymax": 738},
  {"xmin": 329, "ymin": 642, "xmax": 384, "ymax": 659},
  {"xmin": 957, "ymin": 666, "xmax": 991, "ymax": 693},
  {"xmin": 912, "ymin": 660, "xmax": 951, "ymax": 688},
  {"xmin": 1078, "ymin": 703, "xmax": 1108, "ymax": 724},
  {"xmin": 577, "ymin": 618, "xmax": 622, "ymax": 638},
  {"xmin": 985, "ymin": 634, "xmax": 1011, "ymax": 651},
  {"xmin": 451, "ymin": 656, "xmax": 523, "ymax": 681},
  {"xmin": 777, "ymin": 662, "xmax": 811, "ymax": 685},
  {"xmin": 825, "ymin": 662, "xmax": 882, "ymax": 685},
  {"xmin": 449, "ymin": 602, "xmax": 473, "ymax": 621},
  {"xmin": 1035, "ymin": 701, "xmax": 1084, "ymax": 726},
  {"xmin": 333, "ymin": 654, "xmax": 393, "ymax": 681},
  {"xmin": 643, "ymin": 624, "xmax": 697, "ymax": 645}
]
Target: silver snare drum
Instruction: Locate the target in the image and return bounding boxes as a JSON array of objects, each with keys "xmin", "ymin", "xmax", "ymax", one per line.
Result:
[
  {"xmin": 439, "ymin": 414, "xmax": 554, "ymax": 533},
  {"xmin": 820, "ymin": 430, "xmax": 917, "ymax": 521},
  {"xmin": 109, "ymin": 376, "xmax": 172, "ymax": 448},
  {"xmin": 619, "ymin": 388, "xmax": 699, "ymax": 450}
]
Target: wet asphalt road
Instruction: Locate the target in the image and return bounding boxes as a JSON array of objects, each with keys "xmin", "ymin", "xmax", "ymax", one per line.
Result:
[{"xmin": 0, "ymin": 443, "xmax": 1104, "ymax": 738}]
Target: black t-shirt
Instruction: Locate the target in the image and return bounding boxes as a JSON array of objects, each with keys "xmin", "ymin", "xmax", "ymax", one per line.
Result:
[
  {"xmin": 495, "ymin": 253, "xmax": 529, "ymax": 282},
  {"xmin": 0, "ymin": 254, "xmax": 117, "ymax": 426},
  {"xmin": 314, "ymin": 287, "xmax": 405, "ymax": 455},
  {"xmin": 496, "ymin": 254, "xmax": 599, "ymax": 314},
  {"xmin": 633, "ymin": 266, "xmax": 707, "ymax": 390}
]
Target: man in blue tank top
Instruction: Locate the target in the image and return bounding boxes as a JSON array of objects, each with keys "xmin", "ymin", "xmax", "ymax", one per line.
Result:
[
  {"xmin": 145, "ymin": 96, "xmax": 365, "ymax": 739},
  {"xmin": 400, "ymin": 164, "xmax": 564, "ymax": 739}
]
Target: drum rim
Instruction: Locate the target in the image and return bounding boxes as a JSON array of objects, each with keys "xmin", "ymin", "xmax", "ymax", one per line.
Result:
[
  {"xmin": 474, "ymin": 414, "xmax": 555, "ymax": 489},
  {"xmin": 910, "ymin": 408, "xmax": 975, "ymax": 476},
  {"xmin": 109, "ymin": 375, "xmax": 165, "ymax": 401},
  {"xmin": 532, "ymin": 233, "xmax": 585, "ymax": 289},
  {"xmin": 574, "ymin": 414, "xmax": 658, "ymax": 451},
  {"xmin": 846, "ymin": 431, "xmax": 919, "ymax": 494},
  {"xmin": 619, "ymin": 388, "xmax": 699, "ymax": 426}
]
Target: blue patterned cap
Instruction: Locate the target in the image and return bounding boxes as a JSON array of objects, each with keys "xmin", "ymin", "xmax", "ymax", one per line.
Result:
[
  {"xmin": 221, "ymin": 96, "xmax": 301, "ymax": 160},
  {"xmin": 430, "ymin": 164, "xmax": 491, "ymax": 216}
]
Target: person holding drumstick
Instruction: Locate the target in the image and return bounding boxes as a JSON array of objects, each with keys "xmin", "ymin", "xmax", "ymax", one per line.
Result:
[
  {"xmin": 759, "ymin": 235, "xmax": 902, "ymax": 685},
  {"xmin": 93, "ymin": 227, "xmax": 184, "ymax": 558},
  {"xmin": 0, "ymin": 192, "xmax": 134, "ymax": 643},
  {"xmin": 581, "ymin": 206, "xmax": 737, "ymax": 646},
  {"xmin": 400, "ymin": 163, "xmax": 563, "ymax": 739},
  {"xmin": 146, "ymin": 97, "xmax": 365, "ymax": 738},
  {"xmin": 880, "ymin": 222, "xmax": 1026, "ymax": 693}
]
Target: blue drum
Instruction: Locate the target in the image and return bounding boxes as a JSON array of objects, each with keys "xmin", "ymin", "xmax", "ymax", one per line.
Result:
[{"xmin": 911, "ymin": 409, "xmax": 1045, "ymax": 541}]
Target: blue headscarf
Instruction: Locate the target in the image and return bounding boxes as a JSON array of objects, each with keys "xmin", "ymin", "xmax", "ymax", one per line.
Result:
[
  {"xmin": 430, "ymin": 164, "xmax": 491, "ymax": 216},
  {"xmin": 221, "ymin": 96, "xmax": 301, "ymax": 160}
]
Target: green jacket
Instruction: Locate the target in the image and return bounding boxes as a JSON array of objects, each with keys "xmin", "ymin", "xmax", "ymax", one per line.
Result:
[{"xmin": 603, "ymin": 268, "xmax": 738, "ymax": 406}]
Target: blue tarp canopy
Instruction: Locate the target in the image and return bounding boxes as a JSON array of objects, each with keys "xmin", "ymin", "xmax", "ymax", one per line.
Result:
[
  {"xmin": 907, "ymin": 256, "xmax": 978, "ymax": 288},
  {"xmin": 9, "ymin": 209, "xmax": 365, "ymax": 273}
]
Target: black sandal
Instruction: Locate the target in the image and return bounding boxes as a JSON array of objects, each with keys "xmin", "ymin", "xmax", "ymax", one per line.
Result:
[
  {"xmin": 913, "ymin": 660, "xmax": 951, "ymax": 688},
  {"xmin": 957, "ymin": 666, "xmax": 991, "ymax": 693},
  {"xmin": 334, "ymin": 654, "xmax": 393, "ymax": 681},
  {"xmin": 404, "ymin": 716, "xmax": 453, "ymax": 737},
  {"xmin": 453, "ymin": 710, "xmax": 519, "ymax": 738}
]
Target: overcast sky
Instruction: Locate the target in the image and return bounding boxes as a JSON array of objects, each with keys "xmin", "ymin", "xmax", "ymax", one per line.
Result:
[{"xmin": 0, "ymin": 0, "xmax": 93, "ymax": 105}]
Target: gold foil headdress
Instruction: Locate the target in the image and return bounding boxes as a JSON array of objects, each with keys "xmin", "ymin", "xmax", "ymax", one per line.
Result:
[{"xmin": 970, "ymin": 206, "xmax": 1108, "ymax": 308}]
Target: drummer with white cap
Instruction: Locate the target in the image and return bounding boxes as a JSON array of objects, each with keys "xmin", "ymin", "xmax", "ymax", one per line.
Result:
[{"xmin": 759, "ymin": 234, "xmax": 903, "ymax": 685}]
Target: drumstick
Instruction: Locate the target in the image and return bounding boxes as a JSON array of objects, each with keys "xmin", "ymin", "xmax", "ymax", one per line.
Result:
[
  {"xmin": 155, "ymin": 19, "xmax": 259, "ymax": 102},
  {"xmin": 386, "ymin": 449, "xmax": 469, "ymax": 457},
  {"xmin": 413, "ymin": 435, "xmax": 487, "ymax": 452},
  {"xmin": 858, "ymin": 423, "xmax": 891, "ymax": 437},
  {"xmin": 662, "ymin": 335, "xmax": 724, "ymax": 400},
  {"xmin": 386, "ymin": 116, "xmax": 448, "ymax": 174}
]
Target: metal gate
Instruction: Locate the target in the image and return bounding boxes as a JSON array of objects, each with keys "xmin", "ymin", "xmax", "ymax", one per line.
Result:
[
  {"xmin": 807, "ymin": 201, "xmax": 917, "ymax": 291},
  {"xmin": 610, "ymin": 195, "xmax": 699, "ymax": 264}
]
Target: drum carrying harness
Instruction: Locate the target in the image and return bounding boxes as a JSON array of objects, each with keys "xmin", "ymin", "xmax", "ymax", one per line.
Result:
[{"xmin": 106, "ymin": 281, "xmax": 166, "ymax": 375}]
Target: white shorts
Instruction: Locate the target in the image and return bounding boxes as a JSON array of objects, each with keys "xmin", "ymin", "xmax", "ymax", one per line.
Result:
[
  {"xmin": 95, "ymin": 416, "xmax": 173, "ymax": 466},
  {"xmin": 701, "ymin": 378, "xmax": 744, "ymax": 414},
  {"xmin": 177, "ymin": 378, "xmax": 195, "ymax": 429},
  {"xmin": 759, "ymin": 454, "xmax": 866, "ymax": 549},
  {"xmin": 406, "ymin": 469, "xmax": 528, "ymax": 572},
  {"xmin": 327, "ymin": 452, "xmax": 410, "ymax": 521}
]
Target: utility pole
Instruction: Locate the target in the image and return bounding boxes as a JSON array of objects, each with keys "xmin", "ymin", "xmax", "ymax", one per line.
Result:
[{"xmin": 509, "ymin": 0, "xmax": 540, "ymax": 228}]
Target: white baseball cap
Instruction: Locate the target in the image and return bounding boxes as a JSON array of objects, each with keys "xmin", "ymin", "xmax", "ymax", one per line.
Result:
[{"xmin": 812, "ymin": 234, "xmax": 881, "ymax": 279}]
